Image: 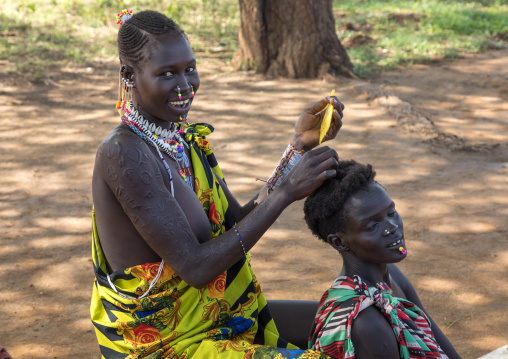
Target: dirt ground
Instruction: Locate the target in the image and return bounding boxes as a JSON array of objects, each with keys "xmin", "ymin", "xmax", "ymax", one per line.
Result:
[{"xmin": 1, "ymin": 48, "xmax": 507, "ymax": 358}]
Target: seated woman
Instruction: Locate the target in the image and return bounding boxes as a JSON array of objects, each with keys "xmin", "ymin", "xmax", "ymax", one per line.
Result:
[
  {"xmin": 91, "ymin": 9, "xmax": 343, "ymax": 359},
  {"xmin": 303, "ymin": 160, "xmax": 462, "ymax": 359}
]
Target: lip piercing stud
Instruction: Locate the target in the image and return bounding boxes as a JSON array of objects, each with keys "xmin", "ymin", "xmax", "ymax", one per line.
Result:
[
  {"xmin": 399, "ymin": 246, "xmax": 407, "ymax": 255},
  {"xmin": 177, "ymin": 86, "xmax": 182, "ymax": 100}
]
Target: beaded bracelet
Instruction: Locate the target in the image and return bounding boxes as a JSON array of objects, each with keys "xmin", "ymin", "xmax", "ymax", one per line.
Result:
[
  {"xmin": 265, "ymin": 142, "xmax": 305, "ymax": 193},
  {"xmin": 233, "ymin": 225, "xmax": 247, "ymax": 256}
]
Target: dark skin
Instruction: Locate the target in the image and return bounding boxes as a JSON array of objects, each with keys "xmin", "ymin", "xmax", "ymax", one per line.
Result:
[
  {"xmin": 92, "ymin": 33, "xmax": 343, "ymax": 345},
  {"xmin": 326, "ymin": 182, "xmax": 461, "ymax": 359}
]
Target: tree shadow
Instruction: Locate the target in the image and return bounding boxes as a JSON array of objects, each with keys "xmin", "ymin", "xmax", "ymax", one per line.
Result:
[{"xmin": 0, "ymin": 61, "xmax": 507, "ymax": 358}]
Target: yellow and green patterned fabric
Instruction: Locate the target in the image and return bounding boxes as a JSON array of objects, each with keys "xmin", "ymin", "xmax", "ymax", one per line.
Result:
[{"xmin": 91, "ymin": 123, "xmax": 329, "ymax": 359}]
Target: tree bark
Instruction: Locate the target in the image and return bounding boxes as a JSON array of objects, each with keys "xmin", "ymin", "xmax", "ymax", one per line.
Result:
[{"xmin": 234, "ymin": 0, "xmax": 354, "ymax": 78}]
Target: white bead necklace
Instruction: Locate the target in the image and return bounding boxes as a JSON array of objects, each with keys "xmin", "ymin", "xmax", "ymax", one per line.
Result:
[{"xmin": 127, "ymin": 106, "xmax": 179, "ymax": 142}]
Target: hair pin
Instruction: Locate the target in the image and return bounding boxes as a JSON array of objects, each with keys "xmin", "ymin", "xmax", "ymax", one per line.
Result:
[{"xmin": 116, "ymin": 9, "xmax": 133, "ymax": 25}]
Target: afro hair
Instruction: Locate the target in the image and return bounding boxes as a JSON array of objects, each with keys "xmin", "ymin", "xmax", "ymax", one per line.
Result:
[{"xmin": 303, "ymin": 160, "xmax": 376, "ymax": 242}]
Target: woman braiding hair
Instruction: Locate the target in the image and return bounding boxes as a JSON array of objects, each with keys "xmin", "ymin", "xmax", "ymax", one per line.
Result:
[{"xmin": 90, "ymin": 9, "xmax": 344, "ymax": 359}]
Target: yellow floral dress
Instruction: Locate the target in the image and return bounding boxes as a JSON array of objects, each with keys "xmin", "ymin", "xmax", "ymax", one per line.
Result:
[{"xmin": 91, "ymin": 123, "xmax": 328, "ymax": 359}]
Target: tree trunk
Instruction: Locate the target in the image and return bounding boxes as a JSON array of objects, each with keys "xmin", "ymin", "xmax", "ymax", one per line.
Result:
[{"xmin": 234, "ymin": 0, "xmax": 354, "ymax": 78}]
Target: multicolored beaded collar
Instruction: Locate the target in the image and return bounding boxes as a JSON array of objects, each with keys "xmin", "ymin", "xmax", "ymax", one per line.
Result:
[{"xmin": 122, "ymin": 103, "xmax": 193, "ymax": 195}]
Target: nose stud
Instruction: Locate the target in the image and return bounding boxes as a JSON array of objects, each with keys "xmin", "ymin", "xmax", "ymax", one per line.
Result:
[
  {"xmin": 384, "ymin": 224, "xmax": 399, "ymax": 236},
  {"xmin": 177, "ymin": 86, "xmax": 182, "ymax": 100}
]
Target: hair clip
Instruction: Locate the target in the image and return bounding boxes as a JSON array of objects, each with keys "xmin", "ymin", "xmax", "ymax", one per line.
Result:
[{"xmin": 116, "ymin": 9, "xmax": 133, "ymax": 25}]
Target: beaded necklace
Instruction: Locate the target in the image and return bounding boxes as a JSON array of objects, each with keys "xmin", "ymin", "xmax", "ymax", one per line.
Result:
[{"xmin": 121, "ymin": 104, "xmax": 193, "ymax": 195}]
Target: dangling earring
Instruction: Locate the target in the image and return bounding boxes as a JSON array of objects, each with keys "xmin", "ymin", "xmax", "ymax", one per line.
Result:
[
  {"xmin": 116, "ymin": 66, "xmax": 133, "ymax": 115},
  {"xmin": 116, "ymin": 67, "xmax": 124, "ymax": 113},
  {"xmin": 123, "ymin": 81, "xmax": 133, "ymax": 114},
  {"xmin": 178, "ymin": 116, "xmax": 186, "ymax": 135},
  {"xmin": 177, "ymin": 86, "xmax": 182, "ymax": 100}
]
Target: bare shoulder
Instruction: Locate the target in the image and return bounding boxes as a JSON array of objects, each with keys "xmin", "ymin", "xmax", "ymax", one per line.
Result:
[
  {"xmin": 95, "ymin": 125, "xmax": 164, "ymax": 184},
  {"xmin": 93, "ymin": 124, "xmax": 172, "ymax": 214},
  {"xmin": 351, "ymin": 306, "xmax": 399, "ymax": 359},
  {"xmin": 96, "ymin": 125, "xmax": 148, "ymax": 167}
]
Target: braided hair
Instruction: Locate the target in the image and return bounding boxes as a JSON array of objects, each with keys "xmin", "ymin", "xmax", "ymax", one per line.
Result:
[
  {"xmin": 118, "ymin": 10, "xmax": 187, "ymax": 68},
  {"xmin": 304, "ymin": 160, "xmax": 376, "ymax": 242}
]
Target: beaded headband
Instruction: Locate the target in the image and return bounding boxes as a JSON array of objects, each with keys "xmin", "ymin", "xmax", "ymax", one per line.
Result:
[{"xmin": 116, "ymin": 9, "xmax": 133, "ymax": 25}]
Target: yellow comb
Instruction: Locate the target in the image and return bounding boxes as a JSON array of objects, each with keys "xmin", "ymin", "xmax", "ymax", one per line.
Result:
[{"xmin": 319, "ymin": 89, "xmax": 335, "ymax": 144}]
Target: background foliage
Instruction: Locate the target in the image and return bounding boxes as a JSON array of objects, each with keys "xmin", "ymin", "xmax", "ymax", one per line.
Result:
[{"xmin": 0, "ymin": 0, "xmax": 506, "ymax": 82}]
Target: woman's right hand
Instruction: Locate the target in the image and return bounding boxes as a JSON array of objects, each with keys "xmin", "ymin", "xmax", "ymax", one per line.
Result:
[{"xmin": 277, "ymin": 146, "xmax": 339, "ymax": 203}]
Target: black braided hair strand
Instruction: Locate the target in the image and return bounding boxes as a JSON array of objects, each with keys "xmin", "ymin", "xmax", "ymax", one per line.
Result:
[{"xmin": 118, "ymin": 10, "xmax": 187, "ymax": 68}]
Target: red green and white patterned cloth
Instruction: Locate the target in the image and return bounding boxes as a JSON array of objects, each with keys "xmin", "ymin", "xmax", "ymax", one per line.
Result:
[{"xmin": 309, "ymin": 275, "xmax": 448, "ymax": 359}]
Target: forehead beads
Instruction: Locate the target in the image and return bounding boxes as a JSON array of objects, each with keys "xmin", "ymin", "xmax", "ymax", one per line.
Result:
[{"xmin": 116, "ymin": 9, "xmax": 133, "ymax": 25}]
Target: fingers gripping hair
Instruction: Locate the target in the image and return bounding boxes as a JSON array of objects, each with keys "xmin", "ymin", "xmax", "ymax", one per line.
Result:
[
  {"xmin": 303, "ymin": 160, "xmax": 376, "ymax": 242},
  {"xmin": 117, "ymin": 10, "xmax": 187, "ymax": 67}
]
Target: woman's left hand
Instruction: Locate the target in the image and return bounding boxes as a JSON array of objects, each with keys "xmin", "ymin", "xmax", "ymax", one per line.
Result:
[{"xmin": 291, "ymin": 96, "xmax": 344, "ymax": 152}]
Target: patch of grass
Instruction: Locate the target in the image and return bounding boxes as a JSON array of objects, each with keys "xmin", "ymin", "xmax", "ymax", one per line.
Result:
[
  {"xmin": 0, "ymin": 13, "xmax": 100, "ymax": 83},
  {"xmin": 1, "ymin": 0, "xmax": 506, "ymax": 82},
  {"xmin": 334, "ymin": 0, "xmax": 508, "ymax": 77},
  {"xmin": 0, "ymin": 0, "xmax": 239, "ymax": 84}
]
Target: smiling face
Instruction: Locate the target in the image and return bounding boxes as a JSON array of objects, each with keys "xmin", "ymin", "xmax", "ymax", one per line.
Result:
[
  {"xmin": 336, "ymin": 182, "xmax": 406, "ymax": 264},
  {"xmin": 131, "ymin": 34, "xmax": 199, "ymax": 125}
]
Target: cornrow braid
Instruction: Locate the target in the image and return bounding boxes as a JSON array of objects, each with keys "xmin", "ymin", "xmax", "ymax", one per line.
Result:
[
  {"xmin": 118, "ymin": 10, "xmax": 187, "ymax": 68},
  {"xmin": 303, "ymin": 160, "xmax": 376, "ymax": 242}
]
